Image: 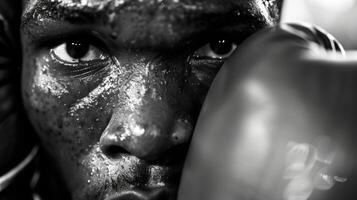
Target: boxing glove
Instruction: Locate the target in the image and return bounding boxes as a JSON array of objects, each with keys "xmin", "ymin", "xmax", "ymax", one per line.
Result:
[{"xmin": 178, "ymin": 23, "xmax": 357, "ymax": 200}]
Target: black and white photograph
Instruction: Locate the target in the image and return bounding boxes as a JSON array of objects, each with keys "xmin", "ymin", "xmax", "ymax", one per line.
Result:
[{"xmin": 1, "ymin": 0, "xmax": 357, "ymax": 199}]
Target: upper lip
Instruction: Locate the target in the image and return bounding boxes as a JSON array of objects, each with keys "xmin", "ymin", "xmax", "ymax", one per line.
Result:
[{"xmin": 106, "ymin": 188, "xmax": 173, "ymax": 200}]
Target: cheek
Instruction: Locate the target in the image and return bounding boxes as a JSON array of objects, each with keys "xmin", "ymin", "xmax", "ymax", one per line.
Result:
[{"xmin": 21, "ymin": 56, "xmax": 111, "ymax": 162}]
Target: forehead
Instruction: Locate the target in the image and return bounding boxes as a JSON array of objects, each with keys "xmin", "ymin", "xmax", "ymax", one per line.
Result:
[
  {"xmin": 23, "ymin": 0, "xmax": 231, "ymax": 17},
  {"xmin": 23, "ymin": 0, "xmax": 258, "ymax": 10},
  {"xmin": 22, "ymin": 0, "xmax": 281, "ymax": 48},
  {"xmin": 23, "ymin": 0, "xmax": 281, "ymax": 21}
]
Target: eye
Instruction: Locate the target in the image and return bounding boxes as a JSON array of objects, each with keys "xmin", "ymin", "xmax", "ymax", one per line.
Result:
[
  {"xmin": 51, "ymin": 39, "xmax": 107, "ymax": 64},
  {"xmin": 193, "ymin": 39, "xmax": 238, "ymax": 59},
  {"xmin": 46, "ymin": 38, "xmax": 112, "ymax": 77}
]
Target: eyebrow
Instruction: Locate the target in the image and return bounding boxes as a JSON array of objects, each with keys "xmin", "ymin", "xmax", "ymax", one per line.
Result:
[{"xmin": 22, "ymin": 0, "xmax": 106, "ymax": 25}]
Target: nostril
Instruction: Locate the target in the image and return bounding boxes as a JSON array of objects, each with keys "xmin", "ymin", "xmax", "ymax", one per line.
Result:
[
  {"xmin": 171, "ymin": 118, "xmax": 193, "ymax": 145},
  {"xmin": 101, "ymin": 145, "xmax": 130, "ymax": 159}
]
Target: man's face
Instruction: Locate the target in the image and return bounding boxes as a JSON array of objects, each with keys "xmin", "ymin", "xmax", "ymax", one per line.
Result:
[{"xmin": 21, "ymin": 0, "xmax": 282, "ymax": 199}]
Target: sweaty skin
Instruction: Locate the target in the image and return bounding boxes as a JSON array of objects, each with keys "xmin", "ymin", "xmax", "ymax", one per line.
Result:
[{"xmin": 21, "ymin": 0, "xmax": 282, "ymax": 199}]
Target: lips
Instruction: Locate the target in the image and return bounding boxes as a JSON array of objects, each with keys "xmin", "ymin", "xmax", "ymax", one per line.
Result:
[
  {"xmin": 106, "ymin": 188, "xmax": 175, "ymax": 200},
  {"xmin": 102, "ymin": 163, "xmax": 180, "ymax": 200}
]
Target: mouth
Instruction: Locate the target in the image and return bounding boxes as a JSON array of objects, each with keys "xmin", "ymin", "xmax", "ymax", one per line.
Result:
[
  {"xmin": 105, "ymin": 188, "xmax": 175, "ymax": 200},
  {"xmin": 84, "ymin": 144, "xmax": 185, "ymax": 200},
  {"xmin": 97, "ymin": 154, "xmax": 183, "ymax": 200}
]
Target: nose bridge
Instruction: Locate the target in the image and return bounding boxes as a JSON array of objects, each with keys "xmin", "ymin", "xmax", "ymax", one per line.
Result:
[
  {"xmin": 120, "ymin": 53, "xmax": 185, "ymax": 109},
  {"xmin": 120, "ymin": 58, "xmax": 177, "ymax": 132}
]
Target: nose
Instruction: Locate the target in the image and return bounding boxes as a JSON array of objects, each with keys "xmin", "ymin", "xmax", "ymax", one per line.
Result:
[{"xmin": 99, "ymin": 110, "xmax": 193, "ymax": 162}]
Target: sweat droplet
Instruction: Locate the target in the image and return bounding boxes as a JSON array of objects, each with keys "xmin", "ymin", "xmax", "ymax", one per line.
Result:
[{"xmin": 132, "ymin": 125, "xmax": 145, "ymax": 136}]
